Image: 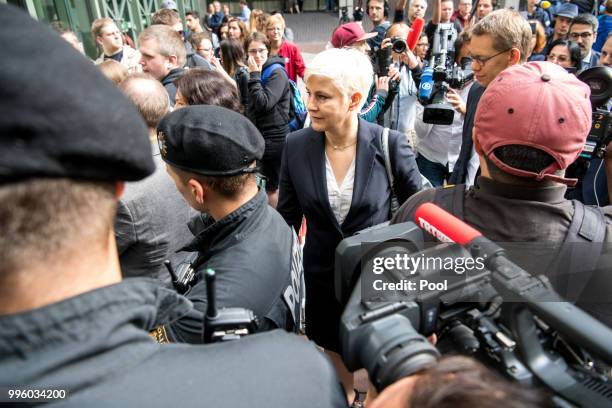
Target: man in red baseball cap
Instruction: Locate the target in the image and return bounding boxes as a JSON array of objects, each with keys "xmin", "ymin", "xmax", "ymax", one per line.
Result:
[
  {"xmin": 331, "ymin": 22, "xmax": 378, "ymax": 53},
  {"xmin": 392, "ymin": 61, "xmax": 612, "ymax": 327}
]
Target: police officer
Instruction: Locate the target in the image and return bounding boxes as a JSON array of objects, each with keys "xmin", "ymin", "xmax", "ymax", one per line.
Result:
[
  {"xmin": 155, "ymin": 106, "xmax": 305, "ymax": 344},
  {"xmin": 0, "ymin": 5, "xmax": 344, "ymax": 407}
]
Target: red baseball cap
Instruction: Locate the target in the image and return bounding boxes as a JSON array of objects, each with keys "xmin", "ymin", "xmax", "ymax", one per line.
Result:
[
  {"xmin": 331, "ymin": 22, "xmax": 377, "ymax": 48},
  {"xmin": 474, "ymin": 62, "xmax": 592, "ymax": 186}
]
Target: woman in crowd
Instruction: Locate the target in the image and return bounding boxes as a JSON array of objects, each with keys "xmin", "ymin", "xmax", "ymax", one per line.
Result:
[
  {"xmin": 414, "ymin": 31, "xmax": 475, "ymax": 187},
  {"xmin": 277, "ymin": 48, "xmax": 422, "ymax": 402},
  {"xmin": 527, "ymin": 20, "xmax": 547, "ymax": 61},
  {"xmin": 227, "ymin": 17, "xmax": 249, "ymax": 48},
  {"xmin": 248, "ymin": 8, "xmax": 264, "ymax": 32},
  {"xmin": 173, "ymin": 68, "xmax": 243, "ymax": 113},
  {"xmin": 265, "ymin": 13, "xmax": 305, "ymax": 82},
  {"xmin": 245, "ymin": 32, "xmax": 291, "ymax": 206},
  {"xmin": 546, "ymin": 38, "xmax": 582, "ymax": 73},
  {"xmin": 220, "ymin": 38, "xmax": 249, "ymax": 108},
  {"xmin": 382, "ymin": 23, "xmax": 422, "ymax": 146}
]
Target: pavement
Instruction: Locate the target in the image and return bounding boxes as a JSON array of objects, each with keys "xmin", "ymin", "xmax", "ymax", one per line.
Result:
[{"xmin": 283, "ymin": 11, "xmax": 375, "ymax": 63}]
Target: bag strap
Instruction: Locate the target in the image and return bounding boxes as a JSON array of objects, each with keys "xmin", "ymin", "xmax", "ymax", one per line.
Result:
[
  {"xmin": 381, "ymin": 127, "xmax": 400, "ymax": 216},
  {"xmin": 261, "ymin": 63, "xmax": 284, "ymax": 86},
  {"xmin": 549, "ymin": 200, "xmax": 606, "ymax": 301}
]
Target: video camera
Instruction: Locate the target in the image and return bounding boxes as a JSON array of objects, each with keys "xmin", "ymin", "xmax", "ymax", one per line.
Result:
[
  {"xmin": 565, "ymin": 67, "xmax": 612, "ymax": 199},
  {"xmin": 335, "ymin": 203, "xmax": 612, "ymax": 406},
  {"xmin": 418, "ymin": 23, "xmax": 473, "ymax": 125}
]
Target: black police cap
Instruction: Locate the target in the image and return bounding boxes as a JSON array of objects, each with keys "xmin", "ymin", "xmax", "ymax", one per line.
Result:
[
  {"xmin": 0, "ymin": 5, "xmax": 154, "ymax": 184},
  {"xmin": 157, "ymin": 106, "xmax": 265, "ymax": 176}
]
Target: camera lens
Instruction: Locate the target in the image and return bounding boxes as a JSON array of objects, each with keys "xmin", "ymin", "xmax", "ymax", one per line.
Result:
[{"xmin": 392, "ymin": 37, "xmax": 407, "ymax": 54}]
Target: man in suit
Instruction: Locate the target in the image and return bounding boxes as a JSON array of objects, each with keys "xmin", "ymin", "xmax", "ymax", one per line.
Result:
[
  {"xmin": 449, "ymin": 9, "xmax": 532, "ymax": 185},
  {"xmin": 569, "ymin": 13, "xmax": 601, "ymax": 70},
  {"xmin": 115, "ymin": 73, "xmax": 194, "ymax": 280}
]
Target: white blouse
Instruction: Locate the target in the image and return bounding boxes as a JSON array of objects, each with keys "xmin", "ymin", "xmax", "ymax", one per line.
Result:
[{"xmin": 325, "ymin": 153, "xmax": 355, "ymax": 225}]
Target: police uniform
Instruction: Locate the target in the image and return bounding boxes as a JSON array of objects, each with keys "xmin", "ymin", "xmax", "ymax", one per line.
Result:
[
  {"xmin": 0, "ymin": 5, "xmax": 344, "ymax": 407},
  {"xmin": 156, "ymin": 107, "xmax": 305, "ymax": 343}
]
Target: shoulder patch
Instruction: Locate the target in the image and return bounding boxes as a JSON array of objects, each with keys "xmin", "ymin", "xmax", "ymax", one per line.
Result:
[{"xmin": 149, "ymin": 325, "xmax": 171, "ymax": 344}]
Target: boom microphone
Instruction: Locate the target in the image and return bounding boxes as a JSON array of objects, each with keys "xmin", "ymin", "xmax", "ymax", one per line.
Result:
[
  {"xmin": 407, "ymin": 17, "xmax": 425, "ymax": 51},
  {"xmin": 414, "ymin": 202, "xmax": 481, "ymax": 245},
  {"xmin": 538, "ymin": 0, "xmax": 551, "ymax": 9}
]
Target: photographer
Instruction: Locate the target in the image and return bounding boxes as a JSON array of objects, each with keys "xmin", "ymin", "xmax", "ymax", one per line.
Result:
[
  {"xmin": 331, "ymin": 22, "xmax": 400, "ymax": 123},
  {"xmin": 414, "ymin": 31, "xmax": 474, "ymax": 186},
  {"xmin": 449, "ymin": 9, "xmax": 531, "ymax": 186},
  {"xmin": 0, "ymin": 5, "xmax": 345, "ymax": 407},
  {"xmin": 381, "ymin": 23, "xmax": 423, "ymax": 144},
  {"xmin": 393, "ymin": 61, "xmax": 612, "ymax": 328}
]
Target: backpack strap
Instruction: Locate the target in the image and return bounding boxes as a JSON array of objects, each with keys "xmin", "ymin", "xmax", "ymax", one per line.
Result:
[
  {"xmin": 432, "ymin": 184, "xmax": 466, "ymax": 221},
  {"xmin": 261, "ymin": 63, "xmax": 285, "ymax": 87},
  {"xmin": 549, "ymin": 200, "xmax": 606, "ymax": 301}
]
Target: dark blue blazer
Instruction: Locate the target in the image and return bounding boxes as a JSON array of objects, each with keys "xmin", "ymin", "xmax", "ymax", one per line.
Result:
[{"xmin": 278, "ymin": 118, "xmax": 422, "ymax": 288}]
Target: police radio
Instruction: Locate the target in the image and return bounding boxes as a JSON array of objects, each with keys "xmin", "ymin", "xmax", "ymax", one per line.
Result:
[{"xmin": 203, "ymin": 268, "xmax": 259, "ymax": 343}]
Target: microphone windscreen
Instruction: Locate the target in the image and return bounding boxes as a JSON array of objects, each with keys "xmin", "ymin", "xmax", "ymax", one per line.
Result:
[
  {"xmin": 407, "ymin": 17, "xmax": 425, "ymax": 51},
  {"xmin": 414, "ymin": 202, "xmax": 482, "ymax": 245},
  {"xmin": 540, "ymin": 0, "xmax": 551, "ymax": 8}
]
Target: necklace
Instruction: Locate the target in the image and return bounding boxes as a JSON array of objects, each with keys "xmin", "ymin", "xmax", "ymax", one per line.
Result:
[{"xmin": 326, "ymin": 137, "xmax": 357, "ymax": 151}]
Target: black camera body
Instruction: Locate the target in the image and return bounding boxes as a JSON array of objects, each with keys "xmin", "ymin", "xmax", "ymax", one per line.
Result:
[
  {"xmin": 336, "ymin": 221, "xmax": 612, "ymax": 406},
  {"xmin": 565, "ymin": 67, "xmax": 612, "ymax": 197},
  {"xmin": 418, "ymin": 23, "xmax": 473, "ymax": 125}
]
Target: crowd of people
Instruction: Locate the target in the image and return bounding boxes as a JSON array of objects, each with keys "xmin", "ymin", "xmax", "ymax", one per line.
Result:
[{"xmin": 2, "ymin": 0, "xmax": 612, "ymax": 406}]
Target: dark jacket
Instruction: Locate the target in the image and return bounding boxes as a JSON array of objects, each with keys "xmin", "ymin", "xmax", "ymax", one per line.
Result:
[
  {"xmin": 277, "ymin": 118, "xmax": 422, "ymax": 350},
  {"xmin": 166, "ymin": 190, "xmax": 303, "ymax": 344},
  {"xmin": 392, "ymin": 177, "xmax": 612, "ymax": 328},
  {"xmin": 247, "ymin": 56, "xmax": 291, "ymax": 143},
  {"xmin": 161, "ymin": 67, "xmax": 185, "ymax": 107},
  {"xmin": 235, "ymin": 66, "xmax": 250, "ymax": 110},
  {"xmin": 0, "ymin": 279, "xmax": 346, "ymax": 407},
  {"xmin": 448, "ymin": 82, "xmax": 485, "ymax": 185}
]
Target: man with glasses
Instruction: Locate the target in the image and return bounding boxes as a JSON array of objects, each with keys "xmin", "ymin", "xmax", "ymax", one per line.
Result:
[
  {"xmin": 449, "ymin": 9, "xmax": 532, "ymax": 186},
  {"xmin": 190, "ymin": 32, "xmax": 215, "ymax": 65},
  {"xmin": 569, "ymin": 13, "xmax": 600, "ymax": 70}
]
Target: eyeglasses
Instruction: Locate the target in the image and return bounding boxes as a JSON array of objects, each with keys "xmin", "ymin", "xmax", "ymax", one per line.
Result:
[
  {"xmin": 416, "ymin": 43, "xmax": 429, "ymax": 47},
  {"xmin": 469, "ymin": 48, "xmax": 511, "ymax": 67},
  {"xmin": 569, "ymin": 31, "xmax": 593, "ymax": 40},
  {"xmin": 248, "ymin": 48, "xmax": 268, "ymax": 55}
]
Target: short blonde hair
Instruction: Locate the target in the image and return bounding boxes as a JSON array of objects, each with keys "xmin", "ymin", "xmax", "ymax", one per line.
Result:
[
  {"xmin": 471, "ymin": 9, "xmax": 532, "ymax": 63},
  {"xmin": 266, "ymin": 14, "xmax": 286, "ymax": 31},
  {"xmin": 138, "ymin": 25, "xmax": 186, "ymax": 67},
  {"xmin": 305, "ymin": 48, "xmax": 373, "ymax": 111}
]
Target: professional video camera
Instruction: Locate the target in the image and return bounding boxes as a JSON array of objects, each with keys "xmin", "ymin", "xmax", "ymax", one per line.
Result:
[
  {"xmin": 565, "ymin": 67, "xmax": 612, "ymax": 200},
  {"xmin": 418, "ymin": 23, "xmax": 473, "ymax": 125},
  {"xmin": 335, "ymin": 203, "xmax": 612, "ymax": 406}
]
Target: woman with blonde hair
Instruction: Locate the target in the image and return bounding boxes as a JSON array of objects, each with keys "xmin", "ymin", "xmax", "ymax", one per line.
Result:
[
  {"xmin": 265, "ymin": 13, "xmax": 305, "ymax": 81},
  {"xmin": 248, "ymin": 8, "xmax": 264, "ymax": 32},
  {"xmin": 277, "ymin": 48, "xmax": 421, "ymax": 402}
]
